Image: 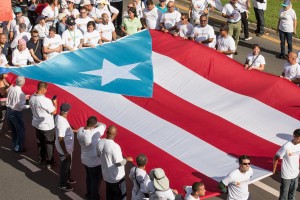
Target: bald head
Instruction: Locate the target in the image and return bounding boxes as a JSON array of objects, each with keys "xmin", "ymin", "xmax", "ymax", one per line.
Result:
[
  {"xmin": 167, "ymin": 1, "xmax": 175, "ymax": 12},
  {"xmin": 107, "ymin": 125, "xmax": 118, "ymax": 139},
  {"xmin": 287, "ymin": 52, "xmax": 297, "ymax": 64}
]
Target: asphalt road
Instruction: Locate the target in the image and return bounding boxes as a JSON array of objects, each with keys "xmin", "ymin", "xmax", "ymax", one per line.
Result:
[{"xmin": 1, "ymin": 1, "xmax": 300, "ymax": 200}]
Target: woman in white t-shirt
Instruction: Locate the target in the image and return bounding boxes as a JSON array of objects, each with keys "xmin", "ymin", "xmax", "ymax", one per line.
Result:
[
  {"xmin": 244, "ymin": 44, "xmax": 265, "ymax": 71},
  {"xmin": 276, "ymin": 1, "xmax": 297, "ymax": 59},
  {"xmin": 42, "ymin": 0, "xmax": 60, "ymax": 28},
  {"xmin": 84, "ymin": 21, "xmax": 102, "ymax": 47}
]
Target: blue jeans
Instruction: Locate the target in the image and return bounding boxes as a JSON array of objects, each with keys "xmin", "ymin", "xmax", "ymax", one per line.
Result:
[
  {"xmin": 279, "ymin": 177, "xmax": 298, "ymax": 200},
  {"xmin": 7, "ymin": 108, "xmax": 25, "ymax": 151},
  {"xmin": 279, "ymin": 30, "xmax": 293, "ymax": 55},
  {"xmin": 59, "ymin": 154, "xmax": 72, "ymax": 186},
  {"xmin": 84, "ymin": 165, "xmax": 102, "ymax": 200}
]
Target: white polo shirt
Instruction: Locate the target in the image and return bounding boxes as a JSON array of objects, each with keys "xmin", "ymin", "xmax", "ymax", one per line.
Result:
[
  {"xmin": 30, "ymin": 93, "xmax": 55, "ymax": 131},
  {"xmin": 222, "ymin": 168, "xmax": 253, "ymax": 200},
  {"xmin": 216, "ymin": 35, "xmax": 236, "ymax": 58},
  {"xmin": 84, "ymin": 30, "xmax": 101, "ymax": 46},
  {"xmin": 283, "ymin": 62, "xmax": 300, "ymax": 80},
  {"xmin": 160, "ymin": 11, "xmax": 181, "ymax": 30},
  {"xmin": 191, "ymin": 24, "xmax": 215, "ymax": 47},
  {"xmin": 222, "ymin": 3, "xmax": 241, "ymax": 23},
  {"xmin": 62, "ymin": 29, "xmax": 84, "ymax": 49},
  {"xmin": 77, "ymin": 123, "xmax": 106, "ymax": 167},
  {"xmin": 55, "ymin": 114, "xmax": 74, "ymax": 155},
  {"xmin": 97, "ymin": 139, "xmax": 125, "ymax": 183}
]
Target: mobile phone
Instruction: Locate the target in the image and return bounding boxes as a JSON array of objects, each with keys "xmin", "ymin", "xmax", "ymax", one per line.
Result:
[{"xmin": 52, "ymin": 95, "xmax": 57, "ymax": 100}]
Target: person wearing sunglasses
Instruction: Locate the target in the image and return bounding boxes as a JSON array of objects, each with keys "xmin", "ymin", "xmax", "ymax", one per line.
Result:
[
  {"xmin": 191, "ymin": 14, "xmax": 215, "ymax": 48},
  {"xmin": 273, "ymin": 129, "xmax": 300, "ymax": 200},
  {"xmin": 218, "ymin": 155, "xmax": 253, "ymax": 200},
  {"xmin": 27, "ymin": 29, "xmax": 45, "ymax": 63},
  {"xmin": 173, "ymin": 13, "xmax": 193, "ymax": 39}
]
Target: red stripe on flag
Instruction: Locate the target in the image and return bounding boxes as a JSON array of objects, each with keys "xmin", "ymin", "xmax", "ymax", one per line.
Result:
[
  {"xmin": 12, "ymin": 75, "xmax": 219, "ymax": 197},
  {"xmin": 150, "ymin": 30, "xmax": 300, "ymax": 120}
]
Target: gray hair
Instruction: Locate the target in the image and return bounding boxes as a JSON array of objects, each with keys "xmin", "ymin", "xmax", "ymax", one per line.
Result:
[
  {"xmin": 16, "ymin": 76, "xmax": 25, "ymax": 86},
  {"xmin": 136, "ymin": 154, "xmax": 148, "ymax": 167}
]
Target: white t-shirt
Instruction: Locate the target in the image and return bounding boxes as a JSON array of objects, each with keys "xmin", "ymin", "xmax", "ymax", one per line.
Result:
[
  {"xmin": 129, "ymin": 167, "xmax": 151, "ymax": 200},
  {"xmin": 0, "ymin": 54, "xmax": 8, "ymax": 67},
  {"xmin": 176, "ymin": 21, "xmax": 194, "ymax": 38},
  {"xmin": 64, "ymin": 8, "xmax": 80, "ymax": 18},
  {"xmin": 77, "ymin": 123, "xmax": 106, "ymax": 167},
  {"xmin": 283, "ymin": 62, "xmax": 300, "ymax": 80},
  {"xmin": 191, "ymin": 0, "xmax": 208, "ymax": 20},
  {"xmin": 12, "ymin": 48, "xmax": 34, "ymax": 66},
  {"xmin": 62, "ymin": 29, "xmax": 84, "ymax": 49},
  {"xmin": 135, "ymin": 0, "xmax": 145, "ymax": 19},
  {"xmin": 34, "ymin": 24, "xmax": 49, "ymax": 39},
  {"xmin": 84, "ymin": 30, "xmax": 101, "ymax": 46},
  {"xmin": 10, "ymin": 32, "xmax": 31, "ymax": 49},
  {"xmin": 222, "ymin": 3, "xmax": 241, "ymax": 23},
  {"xmin": 88, "ymin": 7, "xmax": 102, "ymax": 19},
  {"xmin": 184, "ymin": 186, "xmax": 200, "ymax": 200},
  {"xmin": 42, "ymin": 5, "xmax": 59, "ymax": 27},
  {"xmin": 10, "ymin": 16, "xmax": 32, "ymax": 37},
  {"xmin": 97, "ymin": 139, "xmax": 125, "ymax": 183},
  {"xmin": 160, "ymin": 11, "xmax": 181, "ymax": 30},
  {"xmin": 296, "ymin": 50, "xmax": 300, "ymax": 64},
  {"xmin": 245, "ymin": 53, "xmax": 265, "ymax": 68},
  {"xmin": 217, "ymin": 35, "xmax": 236, "ymax": 58},
  {"xmin": 43, "ymin": 34, "xmax": 62, "ymax": 59},
  {"xmin": 238, "ymin": 0, "xmax": 248, "ymax": 13},
  {"xmin": 98, "ymin": 5, "xmax": 119, "ymax": 22},
  {"xmin": 252, "ymin": 0, "xmax": 267, "ymax": 10},
  {"xmin": 55, "ymin": 115, "xmax": 74, "ymax": 155},
  {"xmin": 191, "ymin": 24, "xmax": 215, "ymax": 47},
  {"xmin": 29, "ymin": 94, "xmax": 55, "ymax": 131},
  {"xmin": 97, "ymin": 22, "xmax": 115, "ymax": 41},
  {"xmin": 278, "ymin": 8, "xmax": 297, "ymax": 33},
  {"xmin": 75, "ymin": 17, "xmax": 94, "ymax": 34},
  {"xmin": 143, "ymin": 7, "xmax": 162, "ymax": 30},
  {"xmin": 222, "ymin": 168, "xmax": 253, "ymax": 200},
  {"xmin": 276, "ymin": 141, "xmax": 300, "ymax": 179}
]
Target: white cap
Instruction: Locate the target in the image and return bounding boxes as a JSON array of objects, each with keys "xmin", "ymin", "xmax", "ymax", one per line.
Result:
[{"xmin": 80, "ymin": 0, "xmax": 91, "ymax": 6}]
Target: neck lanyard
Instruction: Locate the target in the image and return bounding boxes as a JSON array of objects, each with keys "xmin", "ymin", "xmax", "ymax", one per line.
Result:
[{"xmin": 68, "ymin": 29, "xmax": 76, "ymax": 47}]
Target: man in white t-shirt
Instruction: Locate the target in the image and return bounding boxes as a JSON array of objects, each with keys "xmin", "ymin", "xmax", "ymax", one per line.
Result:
[
  {"xmin": 55, "ymin": 103, "xmax": 76, "ymax": 191},
  {"xmin": 97, "ymin": 125, "xmax": 133, "ymax": 200},
  {"xmin": 216, "ymin": 26, "xmax": 235, "ymax": 58},
  {"xmin": 29, "ymin": 82, "xmax": 57, "ymax": 168},
  {"xmin": 252, "ymin": 0, "xmax": 267, "ymax": 36},
  {"xmin": 218, "ymin": 155, "xmax": 253, "ymax": 200},
  {"xmin": 43, "ymin": 26, "xmax": 62, "ymax": 60},
  {"xmin": 11, "ymin": 23, "xmax": 31, "ymax": 50},
  {"xmin": 280, "ymin": 52, "xmax": 300, "ymax": 84},
  {"xmin": 97, "ymin": 13, "xmax": 117, "ymax": 42},
  {"xmin": 142, "ymin": 0, "xmax": 162, "ymax": 30},
  {"xmin": 174, "ymin": 13, "xmax": 194, "ymax": 39},
  {"xmin": 160, "ymin": 1, "xmax": 181, "ymax": 34},
  {"xmin": 77, "ymin": 116, "xmax": 106, "ymax": 200},
  {"xmin": 129, "ymin": 154, "xmax": 151, "ymax": 200},
  {"xmin": 191, "ymin": 14, "xmax": 215, "ymax": 48},
  {"xmin": 184, "ymin": 182, "xmax": 206, "ymax": 200},
  {"xmin": 62, "ymin": 17, "xmax": 84, "ymax": 51},
  {"xmin": 10, "ymin": 7, "xmax": 32, "ymax": 41},
  {"xmin": 189, "ymin": 0, "xmax": 208, "ymax": 25},
  {"xmin": 244, "ymin": 44, "xmax": 265, "ymax": 71},
  {"xmin": 222, "ymin": 0, "xmax": 242, "ymax": 48},
  {"xmin": 273, "ymin": 129, "xmax": 300, "ymax": 200},
  {"xmin": 76, "ymin": 7, "xmax": 94, "ymax": 34}
]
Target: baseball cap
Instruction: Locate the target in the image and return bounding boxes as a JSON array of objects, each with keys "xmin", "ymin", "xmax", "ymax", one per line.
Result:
[
  {"xmin": 58, "ymin": 13, "xmax": 67, "ymax": 21},
  {"xmin": 281, "ymin": 0, "xmax": 291, "ymax": 7},
  {"xmin": 60, "ymin": 103, "xmax": 71, "ymax": 113},
  {"xmin": 36, "ymin": 15, "xmax": 46, "ymax": 23},
  {"xmin": 66, "ymin": 16, "xmax": 76, "ymax": 26},
  {"xmin": 97, "ymin": 0, "xmax": 108, "ymax": 4},
  {"xmin": 81, "ymin": 0, "xmax": 91, "ymax": 6},
  {"xmin": 14, "ymin": 7, "xmax": 22, "ymax": 13}
]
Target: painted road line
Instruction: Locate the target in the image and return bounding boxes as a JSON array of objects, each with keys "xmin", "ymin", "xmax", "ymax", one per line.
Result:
[
  {"xmin": 65, "ymin": 191, "xmax": 84, "ymax": 200},
  {"xmin": 20, "ymin": 154, "xmax": 38, "ymax": 164},
  {"xmin": 18, "ymin": 159, "xmax": 41, "ymax": 172},
  {"xmin": 176, "ymin": 4, "xmax": 300, "ymax": 50},
  {"xmin": 0, "ymin": 146, "xmax": 11, "ymax": 151},
  {"xmin": 253, "ymin": 181, "xmax": 280, "ymax": 197}
]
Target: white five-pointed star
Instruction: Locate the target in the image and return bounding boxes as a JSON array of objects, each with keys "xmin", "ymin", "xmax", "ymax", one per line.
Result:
[{"xmin": 81, "ymin": 59, "xmax": 141, "ymax": 86}]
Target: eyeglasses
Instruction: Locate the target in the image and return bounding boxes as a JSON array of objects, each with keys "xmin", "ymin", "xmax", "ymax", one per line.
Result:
[
  {"xmin": 242, "ymin": 163, "xmax": 251, "ymax": 166},
  {"xmin": 181, "ymin": 18, "xmax": 185, "ymax": 20}
]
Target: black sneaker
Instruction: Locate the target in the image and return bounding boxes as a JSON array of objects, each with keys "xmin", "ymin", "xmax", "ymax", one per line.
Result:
[
  {"xmin": 59, "ymin": 185, "xmax": 73, "ymax": 191},
  {"xmin": 68, "ymin": 178, "xmax": 76, "ymax": 184}
]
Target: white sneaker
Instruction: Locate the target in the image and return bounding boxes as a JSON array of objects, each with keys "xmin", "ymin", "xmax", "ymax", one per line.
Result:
[{"xmin": 244, "ymin": 37, "xmax": 252, "ymax": 41}]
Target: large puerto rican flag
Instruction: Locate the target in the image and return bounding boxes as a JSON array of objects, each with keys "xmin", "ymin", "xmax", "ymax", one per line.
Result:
[{"xmin": 5, "ymin": 30, "xmax": 300, "ymax": 198}]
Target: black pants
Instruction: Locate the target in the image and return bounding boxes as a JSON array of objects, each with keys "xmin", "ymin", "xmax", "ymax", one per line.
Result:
[
  {"xmin": 254, "ymin": 7, "xmax": 264, "ymax": 34},
  {"xmin": 110, "ymin": 1, "xmax": 123, "ymax": 28},
  {"xmin": 85, "ymin": 165, "xmax": 102, "ymax": 200},
  {"xmin": 106, "ymin": 177, "xmax": 126, "ymax": 200},
  {"xmin": 241, "ymin": 11, "xmax": 249, "ymax": 38},
  {"xmin": 60, "ymin": 154, "xmax": 72, "ymax": 186},
  {"xmin": 36, "ymin": 128, "xmax": 55, "ymax": 164}
]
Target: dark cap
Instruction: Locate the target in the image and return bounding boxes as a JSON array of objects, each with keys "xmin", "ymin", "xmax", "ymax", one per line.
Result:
[
  {"xmin": 66, "ymin": 16, "xmax": 76, "ymax": 26},
  {"xmin": 281, "ymin": 0, "xmax": 291, "ymax": 7},
  {"xmin": 36, "ymin": 15, "xmax": 46, "ymax": 24},
  {"xmin": 60, "ymin": 103, "xmax": 71, "ymax": 113}
]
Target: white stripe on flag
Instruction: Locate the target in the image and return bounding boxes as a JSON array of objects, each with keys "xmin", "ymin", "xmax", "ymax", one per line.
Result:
[
  {"xmin": 152, "ymin": 52, "xmax": 299, "ymax": 146},
  {"xmin": 59, "ymin": 85, "xmax": 271, "ymax": 182}
]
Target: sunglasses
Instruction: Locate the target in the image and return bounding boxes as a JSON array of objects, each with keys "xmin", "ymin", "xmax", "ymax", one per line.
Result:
[
  {"xmin": 242, "ymin": 163, "xmax": 251, "ymax": 166},
  {"xmin": 181, "ymin": 18, "xmax": 185, "ymax": 20}
]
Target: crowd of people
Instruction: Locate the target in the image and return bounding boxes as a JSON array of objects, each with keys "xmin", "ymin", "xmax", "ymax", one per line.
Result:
[{"xmin": 1, "ymin": 0, "xmax": 300, "ymax": 200}]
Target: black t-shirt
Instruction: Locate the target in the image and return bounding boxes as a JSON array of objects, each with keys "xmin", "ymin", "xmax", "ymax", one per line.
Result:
[{"xmin": 27, "ymin": 39, "xmax": 43, "ymax": 61}]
